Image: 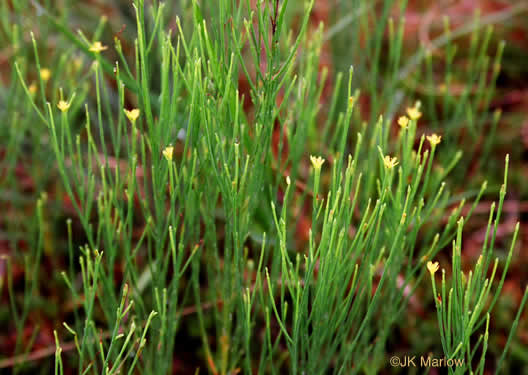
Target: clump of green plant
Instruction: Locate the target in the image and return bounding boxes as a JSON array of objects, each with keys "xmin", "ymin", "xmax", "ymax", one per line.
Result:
[
  {"xmin": 426, "ymin": 156, "xmax": 528, "ymax": 374},
  {"xmin": 2, "ymin": 0, "xmax": 527, "ymax": 374}
]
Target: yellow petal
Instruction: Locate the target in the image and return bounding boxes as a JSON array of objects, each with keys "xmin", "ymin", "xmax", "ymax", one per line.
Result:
[
  {"xmin": 406, "ymin": 106, "xmax": 422, "ymax": 121},
  {"xmin": 57, "ymin": 100, "xmax": 71, "ymax": 112},
  {"xmin": 427, "ymin": 261, "xmax": 439, "ymax": 275},
  {"xmin": 398, "ymin": 116, "xmax": 409, "ymax": 129},
  {"xmin": 89, "ymin": 41, "xmax": 108, "ymax": 53},
  {"xmin": 309, "ymin": 155, "xmax": 325, "ymax": 170},
  {"xmin": 383, "ymin": 155, "xmax": 398, "ymax": 169},
  {"xmin": 124, "ymin": 108, "xmax": 140, "ymax": 123},
  {"xmin": 163, "ymin": 146, "xmax": 174, "ymax": 161},
  {"xmin": 40, "ymin": 68, "xmax": 51, "ymax": 82},
  {"xmin": 426, "ymin": 134, "xmax": 442, "ymax": 147}
]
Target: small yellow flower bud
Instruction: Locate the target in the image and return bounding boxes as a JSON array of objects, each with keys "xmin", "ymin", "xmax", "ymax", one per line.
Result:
[
  {"xmin": 57, "ymin": 100, "xmax": 71, "ymax": 112},
  {"xmin": 40, "ymin": 68, "xmax": 51, "ymax": 82},
  {"xmin": 310, "ymin": 155, "xmax": 325, "ymax": 170},
  {"xmin": 398, "ymin": 116, "xmax": 409, "ymax": 129},
  {"xmin": 89, "ymin": 41, "xmax": 108, "ymax": 54},
  {"xmin": 427, "ymin": 261, "xmax": 439, "ymax": 275},
  {"xmin": 383, "ymin": 155, "xmax": 398, "ymax": 169},
  {"xmin": 29, "ymin": 82, "xmax": 37, "ymax": 95},
  {"xmin": 163, "ymin": 146, "xmax": 174, "ymax": 161},
  {"xmin": 406, "ymin": 106, "xmax": 422, "ymax": 121},
  {"xmin": 124, "ymin": 108, "xmax": 140, "ymax": 124},
  {"xmin": 426, "ymin": 134, "xmax": 442, "ymax": 147}
]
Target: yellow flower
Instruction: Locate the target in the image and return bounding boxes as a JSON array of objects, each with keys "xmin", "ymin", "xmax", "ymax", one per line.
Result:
[
  {"xmin": 427, "ymin": 261, "xmax": 439, "ymax": 275},
  {"xmin": 406, "ymin": 106, "xmax": 422, "ymax": 121},
  {"xmin": 29, "ymin": 82, "xmax": 37, "ymax": 95},
  {"xmin": 124, "ymin": 108, "xmax": 140, "ymax": 124},
  {"xmin": 57, "ymin": 100, "xmax": 71, "ymax": 112},
  {"xmin": 40, "ymin": 68, "xmax": 51, "ymax": 82},
  {"xmin": 163, "ymin": 146, "xmax": 174, "ymax": 161},
  {"xmin": 397, "ymin": 116, "xmax": 409, "ymax": 129},
  {"xmin": 89, "ymin": 41, "xmax": 108, "ymax": 54},
  {"xmin": 383, "ymin": 155, "xmax": 398, "ymax": 169},
  {"xmin": 348, "ymin": 96, "xmax": 355, "ymax": 107},
  {"xmin": 310, "ymin": 155, "xmax": 325, "ymax": 170},
  {"xmin": 426, "ymin": 134, "xmax": 442, "ymax": 147}
]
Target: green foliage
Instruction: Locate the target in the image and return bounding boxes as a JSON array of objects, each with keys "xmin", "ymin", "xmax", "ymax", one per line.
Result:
[{"xmin": 1, "ymin": 0, "xmax": 527, "ymax": 374}]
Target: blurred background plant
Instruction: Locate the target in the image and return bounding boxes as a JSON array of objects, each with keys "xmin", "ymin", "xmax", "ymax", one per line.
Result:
[{"xmin": 1, "ymin": 0, "xmax": 528, "ymax": 374}]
